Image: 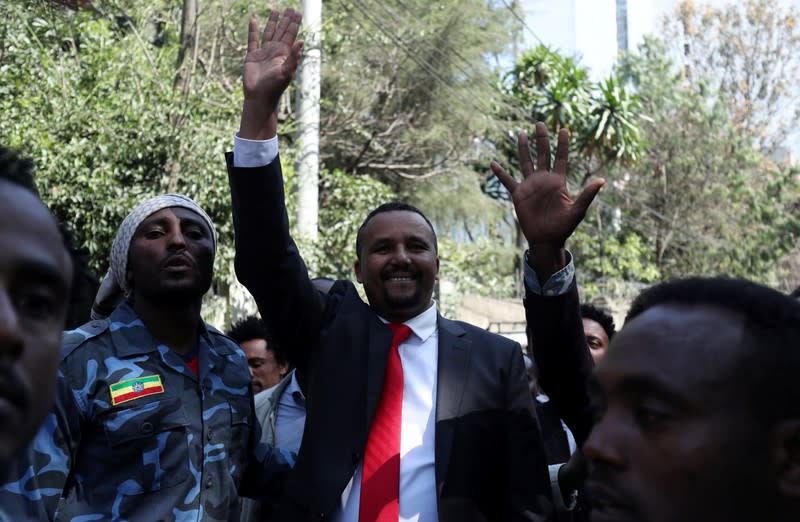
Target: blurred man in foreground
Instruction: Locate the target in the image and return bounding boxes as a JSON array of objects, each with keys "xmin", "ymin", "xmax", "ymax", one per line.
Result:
[
  {"xmin": 0, "ymin": 148, "xmax": 72, "ymax": 479},
  {"xmin": 585, "ymin": 278, "xmax": 800, "ymax": 522}
]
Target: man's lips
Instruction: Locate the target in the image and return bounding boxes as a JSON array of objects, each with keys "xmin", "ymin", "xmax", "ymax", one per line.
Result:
[
  {"xmin": 587, "ymin": 480, "xmax": 637, "ymax": 522},
  {"xmin": 383, "ymin": 271, "xmax": 417, "ymax": 282},
  {"xmin": 162, "ymin": 254, "xmax": 193, "ymax": 271}
]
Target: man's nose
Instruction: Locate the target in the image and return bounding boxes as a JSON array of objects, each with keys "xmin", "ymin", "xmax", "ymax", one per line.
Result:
[
  {"xmin": 0, "ymin": 288, "xmax": 23, "ymax": 361},
  {"xmin": 167, "ymin": 229, "xmax": 187, "ymax": 250},
  {"xmin": 582, "ymin": 414, "xmax": 627, "ymax": 469},
  {"xmin": 392, "ymin": 245, "xmax": 411, "ymax": 264}
]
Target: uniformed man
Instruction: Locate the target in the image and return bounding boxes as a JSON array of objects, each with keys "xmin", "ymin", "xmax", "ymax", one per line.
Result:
[{"xmin": 0, "ymin": 194, "xmax": 293, "ymax": 521}]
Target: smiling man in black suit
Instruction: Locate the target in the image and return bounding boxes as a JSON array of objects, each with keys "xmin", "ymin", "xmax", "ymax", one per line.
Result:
[{"xmin": 225, "ymin": 7, "xmax": 555, "ymax": 522}]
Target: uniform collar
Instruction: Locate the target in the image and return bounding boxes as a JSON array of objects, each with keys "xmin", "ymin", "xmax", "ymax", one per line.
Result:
[{"xmin": 108, "ymin": 301, "xmax": 220, "ymax": 357}]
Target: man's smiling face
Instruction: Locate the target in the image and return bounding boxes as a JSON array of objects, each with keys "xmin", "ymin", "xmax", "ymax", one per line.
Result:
[{"xmin": 355, "ymin": 210, "xmax": 439, "ymax": 323}]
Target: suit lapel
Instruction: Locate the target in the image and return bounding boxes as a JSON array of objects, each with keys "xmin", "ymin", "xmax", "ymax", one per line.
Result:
[
  {"xmin": 434, "ymin": 316, "xmax": 472, "ymax": 494},
  {"xmin": 365, "ymin": 318, "xmax": 393, "ymax": 433}
]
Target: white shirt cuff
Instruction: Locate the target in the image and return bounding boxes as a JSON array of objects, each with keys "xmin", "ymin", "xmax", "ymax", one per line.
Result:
[{"xmin": 233, "ymin": 133, "xmax": 279, "ymax": 168}]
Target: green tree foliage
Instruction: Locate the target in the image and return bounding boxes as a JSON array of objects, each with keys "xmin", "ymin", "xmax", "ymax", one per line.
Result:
[
  {"xmin": 499, "ymin": 45, "xmax": 643, "ymax": 181},
  {"xmin": 320, "ymin": 0, "xmax": 515, "ymax": 183},
  {"xmin": 0, "ymin": 0, "xmax": 257, "ymax": 283},
  {"xmin": 316, "ymin": 0, "xmax": 524, "ymax": 296},
  {"xmin": 489, "ymin": 46, "xmax": 647, "ymax": 294},
  {"xmin": 439, "ymin": 237, "xmax": 517, "ymax": 299},
  {"xmin": 601, "ymin": 37, "xmax": 800, "ymax": 279},
  {"xmin": 4, "ymin": 0, "xmax": 796, "ymax": 310},
  {"xmin": 2, "ymin": 0, "xmax": 522, "ymax": 306}
]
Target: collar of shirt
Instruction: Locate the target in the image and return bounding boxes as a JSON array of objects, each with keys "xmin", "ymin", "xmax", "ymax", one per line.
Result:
[
  {"xmin": 285, "ymin": 369, "xmax": 306, "ymax": 404},
  {"xmin": 377, "ymin": 301, "xmax": 438, "ymax": 344},
  {"xmin": 108, "ymin": 302, "xmax": 223, "ymax": 357}
]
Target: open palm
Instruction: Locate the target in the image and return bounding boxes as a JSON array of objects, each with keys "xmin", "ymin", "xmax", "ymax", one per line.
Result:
[
  {"xmin": 242, "ymin": 8, "xmax": 304, "ymax": 106},
  {"xmin": 490, "ymin": 122, "xmax": 604, "ymax": 246}
]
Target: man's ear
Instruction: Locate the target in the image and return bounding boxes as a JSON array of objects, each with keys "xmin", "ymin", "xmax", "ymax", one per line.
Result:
[
  {"xmin": 773, "ymin": 419, "xmax": 800, "ymax": 498},
  {"xmin": 354, "ymin": 259, "xmax": 362, "ymax": 283},
  {"xmin": 435, "ymin": 256, "xmax": 440, "ymax": 280}
]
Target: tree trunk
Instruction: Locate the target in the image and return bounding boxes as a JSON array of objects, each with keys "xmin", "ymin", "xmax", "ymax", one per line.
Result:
[{"xmin": 167, "ymin": 0, "xmax": 199, "ymax": 192}]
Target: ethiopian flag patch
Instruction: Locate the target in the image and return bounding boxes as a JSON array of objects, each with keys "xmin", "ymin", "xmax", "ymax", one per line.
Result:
[{"xmin": 109, "ymin": 375, "xmax": 164, "ymax": 406}]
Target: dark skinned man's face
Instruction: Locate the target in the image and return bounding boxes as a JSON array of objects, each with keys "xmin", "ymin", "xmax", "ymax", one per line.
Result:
[
  {"xmin": 584, "ymin": 304, "xmax": 774, "ymax": 522},
  {"xmin": 354, "ymin": 211, "xmax": 439, "ymax": 323},
  {"xmin": 0, "ymin": 180, "xmax": 72, "ymax": 466},
  {"xmin": 126, "ymin": 207, "xmax": 214, "ymax": 304}
]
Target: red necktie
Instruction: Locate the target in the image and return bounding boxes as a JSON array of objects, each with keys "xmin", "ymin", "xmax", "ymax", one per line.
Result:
[{"xmin": 359, "ymin": 323, "xmax": 412, "ymax": 522}]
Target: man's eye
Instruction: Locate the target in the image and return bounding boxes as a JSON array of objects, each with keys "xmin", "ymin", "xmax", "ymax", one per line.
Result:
[
  {"xmin": 634, "ymin": 405, "xmax": 671, "ymax": 431},
  {"xmin": 185, "ymin": 228, "xmax": 205, "ymax": 239},
  {"xmin": 17, "ymin": 291, "xmax": 58, "ymax": 320},
  {"xmin": 144, "ymin": 229, "xmax": 164, "ymax": 239}
]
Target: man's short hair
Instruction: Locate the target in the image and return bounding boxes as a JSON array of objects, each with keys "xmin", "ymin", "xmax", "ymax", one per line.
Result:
[
  {"xmin": 227, "ymin": 315, "xmax": 287, "ymax": 367},
  {"xmin": 580, "ymin": 303, "xmax": 616, "ymax": 340},
  {"xmin": 0, "ymin": 146, "xmax": 37, "ymax": 192},
  {"xmin": 355, "ymin": 202, "xmax": 437, "ymax": 259},
  {"xmin": 1, "ymin": 146, "xmax": 92, "ymax": 326},
  {"xmin": 626, "ymin": 277, "xmax": 800, "ymax": 425}
]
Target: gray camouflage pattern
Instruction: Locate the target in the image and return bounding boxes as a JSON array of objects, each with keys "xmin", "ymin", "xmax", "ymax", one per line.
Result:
[{"xmin": 0, "ymin": 302, "xmax": 293, "ymax": 522}]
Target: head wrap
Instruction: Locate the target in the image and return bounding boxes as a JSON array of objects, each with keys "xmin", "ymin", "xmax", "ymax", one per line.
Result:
[{"xmin": 91, "ymin": 194, "xmax": 216, "ymax": 319}]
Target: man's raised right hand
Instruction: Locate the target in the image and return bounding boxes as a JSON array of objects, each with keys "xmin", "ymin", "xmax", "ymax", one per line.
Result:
[{"xmin": 239, "ymin": 7, "xmax": 304, "ymax": 140}]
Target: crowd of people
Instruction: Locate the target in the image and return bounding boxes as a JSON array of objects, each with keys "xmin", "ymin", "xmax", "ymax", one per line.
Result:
[{"xmin": 1, "ymin": 6, "xmax": 799, "ymax": 522}]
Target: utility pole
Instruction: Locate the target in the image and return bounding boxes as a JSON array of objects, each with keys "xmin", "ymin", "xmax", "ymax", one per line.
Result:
[{"xmin": 295, "ymin": 0, "xmax": 322, "ymax": 240}]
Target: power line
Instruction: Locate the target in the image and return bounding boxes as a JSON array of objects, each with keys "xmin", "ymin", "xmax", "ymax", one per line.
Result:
[{"xmin": 497, "ymin": 0, "xmax": 546, "ymax": 48}]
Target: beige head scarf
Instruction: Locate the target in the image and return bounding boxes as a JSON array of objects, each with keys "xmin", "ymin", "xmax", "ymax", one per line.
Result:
[{"xmin": 91, "ymin": 194, "xmax": 216, "ymax": 320}]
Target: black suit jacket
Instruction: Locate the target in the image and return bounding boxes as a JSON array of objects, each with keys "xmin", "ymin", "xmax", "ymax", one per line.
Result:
[
  {"xmin": 535, "ymin": 401, "xmax": 572, "ymax": 466},
  {"xmin": 227, "ymin": 154, "xmax": 553, "ymax": 522},
  {"xmin": 526, "ymin": 284, "xmax": 595, "ymax": 522},
  {"xmin": 525, "ymin": 283, "xmax": 595, "ymax": 447}
]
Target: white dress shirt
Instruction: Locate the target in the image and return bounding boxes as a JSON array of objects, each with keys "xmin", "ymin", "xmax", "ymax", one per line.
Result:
[{"xmin": 333, "ymin": 303, "xmax": 440, "ymax": 522}]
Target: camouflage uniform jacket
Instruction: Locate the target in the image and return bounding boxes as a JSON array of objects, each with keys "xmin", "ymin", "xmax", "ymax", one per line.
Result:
[{"xmin": 0, "ymin": 302, "xmax": 293, "ymax": 522}]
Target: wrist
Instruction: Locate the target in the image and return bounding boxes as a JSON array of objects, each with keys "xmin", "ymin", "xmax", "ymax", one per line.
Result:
[
  {"xmin": 527, "ymin": 243, "xmax": 567, "ymax": 282},
  {"xmin": 239, "ymin": 98, "xmax": 278, "ymax": 140}
]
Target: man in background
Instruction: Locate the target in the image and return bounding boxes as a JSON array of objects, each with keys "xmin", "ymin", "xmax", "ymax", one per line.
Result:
[
  {"xmin": 579, "ymin": 304, "xmax": 614, "ymax": 363},
  {"xmin": 229, "ymin": 315, "xmax": 290, "ymax": 393}
]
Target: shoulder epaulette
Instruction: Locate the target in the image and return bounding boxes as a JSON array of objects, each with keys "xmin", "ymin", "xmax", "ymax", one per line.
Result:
[{"xmin": 60, "ymin": 319, "xmax": 110, "ymax": 360}]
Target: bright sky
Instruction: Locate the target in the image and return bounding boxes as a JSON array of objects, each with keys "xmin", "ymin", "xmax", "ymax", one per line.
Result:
[{"xmin": 520, "ymin": 0, "xmax": 800, "ymax": 79}]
